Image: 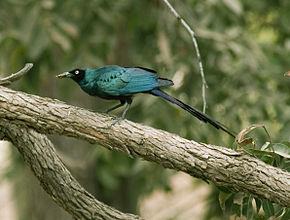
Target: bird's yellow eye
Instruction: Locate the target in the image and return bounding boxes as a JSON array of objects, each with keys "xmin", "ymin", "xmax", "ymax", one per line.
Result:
[{"xmin": 75, "ymin": 70, "xmax": 79, "ymax": 75}]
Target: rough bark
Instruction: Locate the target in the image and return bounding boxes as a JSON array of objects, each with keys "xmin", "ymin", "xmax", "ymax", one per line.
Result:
[
  {"xmin": 0, "ymin": 86, "xmax": 289, "ymax": 209},
  {"xmin": 0, "ymin": 119, "xmax": 142, "ymax": 220}
]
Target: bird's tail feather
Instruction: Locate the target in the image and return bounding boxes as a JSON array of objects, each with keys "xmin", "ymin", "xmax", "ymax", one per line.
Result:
[
  {"xmin": 150, "ymin": 89, "xmax": 236, "ymax": 138},
  {"xmin": 157, "ymin": 78, "xmax": 174, "ymax": 88}
]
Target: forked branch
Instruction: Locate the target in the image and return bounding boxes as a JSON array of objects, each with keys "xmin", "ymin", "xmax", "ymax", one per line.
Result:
[
  {"xmin": 0, "ymin": 119, "xmax": 142, "ymax": 220},
  {"xmin": 0, "ymin": 86, "xmax": 289, "ymax": 208}
]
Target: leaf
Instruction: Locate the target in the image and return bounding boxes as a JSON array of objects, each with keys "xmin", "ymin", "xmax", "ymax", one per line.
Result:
[
  {"xmin": 219, "ymin": 191, "xmax": 233, "ymax": 212},
  {"xmin": 268, "ymin": 143, "xmax": 290, "ymax": 159},
  {"xmin": 243, "ymin": 148, "xmax": 276, "ymax": 158},
  {"xmin": 275, "ymin": 207, "xmax": 285, "ymax": 218},
  {"xmin": 232, "ymin": 203, "xmax": 241, "ymax": 217},
  {"xmin": 242, "ymin": 196, "xmax": 254, "ymax": 220},
  {"xmin": 282, "ymin": 158, "xmax": 290, "ymax": 172},
  {"xmin": 261, "ymin": 142, "xmax": 271, "ymax": 151},
  {"xmin": 261, "ymin": 199, "xmax": 274, "ymax": 217},
  {"xmin": 281, "ymin": 208, "xmax": 290, "ymax": 220},
  {"xmin": 245, "ymin": 142, "xmax": 289, "ymax": 167},
  {"xmin": 282, "ymin": 142, "xmax": 290, "ymax": 147},
  {"xmin": 254, "ymin": 197, "xmax": 262, "ymax": 213},
  {"xmin": 246, "ymin": 196, "xmax": 254, "ymax": 219},
  {"xmin": 231, "ymin": 193, "xmax": 244, "ymax": 217}
]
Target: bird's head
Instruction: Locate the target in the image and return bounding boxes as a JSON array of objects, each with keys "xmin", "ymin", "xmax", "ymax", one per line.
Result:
[{"xmin": 56, "ymin": 68, "xmax": 85, "ymax": 82}]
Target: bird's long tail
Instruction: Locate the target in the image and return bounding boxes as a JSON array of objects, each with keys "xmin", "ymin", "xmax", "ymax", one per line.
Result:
[{"xmin": 150, "ymin": 89, "xmax": 236, "ymax": 138}]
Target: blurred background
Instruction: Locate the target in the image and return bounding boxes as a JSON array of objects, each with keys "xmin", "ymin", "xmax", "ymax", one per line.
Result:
[{"xmin": 0, "ymin": 0, "xmax": 289, "ymax": 219}]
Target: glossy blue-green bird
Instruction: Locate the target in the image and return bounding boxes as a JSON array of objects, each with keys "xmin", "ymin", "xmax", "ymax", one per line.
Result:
[{"xmin": 57, "ymin": 65, "xmax": 235, "ymax": 137}]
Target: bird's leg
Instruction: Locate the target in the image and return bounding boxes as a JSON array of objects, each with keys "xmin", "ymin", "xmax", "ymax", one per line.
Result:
[
  {"xmin": 120, "ymin": 98, "xmax": 132, "ymax": 120},
  {"xmin": 111, "ymin": 98, "xmax": 132, "ymax": 125},
  {"xmin": 104, "ymin": 100, "xmax": 125, "ymax": 114}
]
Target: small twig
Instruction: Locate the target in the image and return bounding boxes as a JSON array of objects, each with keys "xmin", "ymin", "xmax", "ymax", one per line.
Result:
[
  {"xmin": 0, "ymin": 63, "xmax": 33, "ymax": 86},
  {"xmin": 162, "ymin": 0, "xmax": 208, "ymax": 113},
  {"xmin": 237, "ymin": 124, "xmax": 272, "ymax": 147}
]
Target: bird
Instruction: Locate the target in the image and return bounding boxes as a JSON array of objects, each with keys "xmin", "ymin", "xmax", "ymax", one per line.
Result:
[{"xmin": 57, "ymin": 65, "xmax": 236, "ymax": 137}]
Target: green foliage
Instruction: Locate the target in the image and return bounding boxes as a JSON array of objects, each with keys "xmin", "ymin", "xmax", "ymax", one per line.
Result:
[
  {"xmin": 217, "ymin": 136, "xmax": 290, "ymax": 219},
  {"xmin": 217, "ymin": 192, "xmax": 290, "ymax": 220},
  {"xmin": 1, "ymin": 0, "xmax": 289, "ymax": 219}
]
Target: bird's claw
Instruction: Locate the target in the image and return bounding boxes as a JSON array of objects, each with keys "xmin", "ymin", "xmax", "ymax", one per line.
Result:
[{"xmin": 111, "ymin": 117, "xmax": 124, "ymax": 126}]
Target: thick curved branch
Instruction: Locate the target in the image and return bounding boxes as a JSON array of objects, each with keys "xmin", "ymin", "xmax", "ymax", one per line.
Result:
[
  {"xmin": 0, "ymin": 86, "xmax": 289, "ymax": 208},
  {"xmin": 0, "ymin": 119, "xmax": 142, "ymax": 220}
]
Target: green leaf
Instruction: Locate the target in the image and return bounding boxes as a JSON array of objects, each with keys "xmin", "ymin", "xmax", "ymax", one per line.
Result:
[
  {"xmin": 282, "ymin": 158, "xmax": 290, "ymax": 172},
  {"xmin": 243, "ymin": 147, "xmax": 276, "ymax": 160},
  {"xmin": 269, "ymin": 143, "xmax": 290, "ymax": 159},
  {"xmin": 246, "ymin": 195, "xmax": 254, "ymax": 219},
  {"xmin": 261, "ymin": 199, "xmax": 274, "ymax": 217},
  {"xmin": 242, "ymin": 196, "xmax": 254, "ymax": 219},
  {"xmin": 275, "ymin": 207, "xmax": 285, "ymax": 218},
  {"xmin": 254, "ymin": 197, "xmax": 262, "ymax": 213},
  {"xmin": 261, "ymin": 142, "xmax": 271, "ymax": 151},
  {"xmin": 282, "ymin": 142, "xmax": 290, "ymax": 147},
  {"xmin": 219, "ymin": 191, "xmax": 233, "ymax": 212},
  {"xmin": 232, "ymin": 203, "xmax": 241, "ymax": 217},
  {"xmin": 281, "ymin": 208, "xmax": 290, "ymax": 220}
]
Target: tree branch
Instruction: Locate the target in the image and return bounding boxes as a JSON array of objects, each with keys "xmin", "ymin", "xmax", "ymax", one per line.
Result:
[
  {"xmin": 161, "ymin": 0, "xmax": 208, "ymax": 112},
  {"xmin": 0, "ymin": 86, "xmax": 289, "ymax": 208},
  {"xmin": 0, "ymin": 63, "xmax": 33, "ymax": 86},
  {"xmin": 0, "ymin": 119, "xmax": 142, "ymax": 220}
]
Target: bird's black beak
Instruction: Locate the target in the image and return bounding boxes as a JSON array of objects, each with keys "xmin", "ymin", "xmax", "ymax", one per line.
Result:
[{"xmin": 56, "ymin": 72, "xmax": 72, "ymax": 79}]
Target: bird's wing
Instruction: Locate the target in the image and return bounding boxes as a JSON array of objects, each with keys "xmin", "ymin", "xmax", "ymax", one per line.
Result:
[
  {"xmin": 96, "ymin": 67, "xmax": 160, "ymax": 96},
  {"xmin": 119, "ymin": 68, "xmax": 160, "ymax": 94},
  {"xmin": 95, "ymin": 67, "xmax": 127, "ymax": 96}
]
